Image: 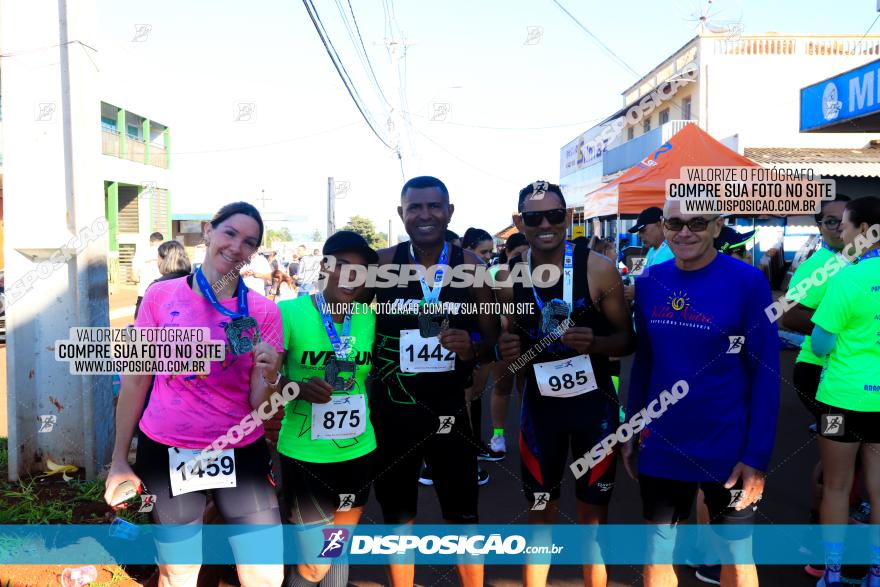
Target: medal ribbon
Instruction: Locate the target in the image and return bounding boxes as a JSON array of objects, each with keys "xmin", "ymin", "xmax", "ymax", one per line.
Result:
[
  {"xmin": 527, "ymin": 241, "xmax": 573, "ymax": 311},
  {"xmin": 410, "ymin": 243, "xmax": 449, "ymax": 305},
  {"xmin": 315, "ymin": 292, "xmax": 352, "ymax": 360},
  {"xmin": 856, "ymin": 249, "xmax": 880, "ymax": 264},
  {"xmin": 195, "ymin": 267, "xmax": 249, "ymax": 319}
]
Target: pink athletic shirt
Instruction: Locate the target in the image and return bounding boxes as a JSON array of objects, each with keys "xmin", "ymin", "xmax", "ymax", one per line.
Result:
[{"xmin": 136, "ymin": 276, "xmax": 283, "ymax": 449}]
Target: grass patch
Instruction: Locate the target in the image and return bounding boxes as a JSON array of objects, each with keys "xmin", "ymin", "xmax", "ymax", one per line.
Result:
[{"xmin": 0, "ymin": 436, "xmax": 147, "ymax": 525}]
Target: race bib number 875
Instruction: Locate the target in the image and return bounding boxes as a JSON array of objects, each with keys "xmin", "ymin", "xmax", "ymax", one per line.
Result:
[{"xmin": 311, "ymin": 395, "xmax": 367, "ymax": 440}]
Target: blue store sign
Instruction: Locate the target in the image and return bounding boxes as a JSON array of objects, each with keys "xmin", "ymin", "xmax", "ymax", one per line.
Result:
[{"xmin": 801, "ymin": 58, "xmax": 880, "ymax": 132}]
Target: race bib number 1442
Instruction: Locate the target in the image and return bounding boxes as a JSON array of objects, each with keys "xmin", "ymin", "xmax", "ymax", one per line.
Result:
[{"xmin": 399, "ymin": 329, "xmax": 455, "ymax": 373}]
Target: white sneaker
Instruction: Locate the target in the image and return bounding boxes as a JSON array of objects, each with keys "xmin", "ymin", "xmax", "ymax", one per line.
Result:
[{"xmin": 490, "ymin": 435, "xmax": 506, "ymax": 454}]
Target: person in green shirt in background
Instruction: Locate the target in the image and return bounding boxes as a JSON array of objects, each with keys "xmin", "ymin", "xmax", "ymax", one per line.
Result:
[
  {"xmin": 275, "ymin": 231, "xmax": 378, "ymax": 587},
  {"xmin": 810, "ymin": 196, "xmax": 880, "ymax": 587},
  {"xmin": 488, "ymin": 233, "xmax": 529, "ymax": 458},
  {"xmin": 781, "ymin": 195, "xmax": 852, "ymax": 581}
]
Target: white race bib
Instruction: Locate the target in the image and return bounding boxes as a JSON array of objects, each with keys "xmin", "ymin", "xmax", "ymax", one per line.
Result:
[
  {"xmin": 311, "ymin": 395, "xmax": 367, "ymax": 440},
  {"xmin": 168, "ymin": 447, "xmax": 237, "ymax": 497},
  {"xmin": 532, "ymin": 355, "xmax": 598, "ymax": 398},
  {"xmin": 399, "ymin": 329, "xmax": 455, "ymax": 373}
]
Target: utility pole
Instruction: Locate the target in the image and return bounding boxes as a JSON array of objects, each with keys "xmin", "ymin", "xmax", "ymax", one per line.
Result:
[
  {"xmin": 2, "ymin": 0, "xmax": 111, "ymax": 479},
  {"xmin": 383, "ymin": 36, "xmax": 414, "ymax": 179},
  {"xmin": 388, "ymin": 219, "xmax": 392, "ymax": 247},
  {"xmin": 257, "ymin": 189, "xmax": 272, "ymax": 246},
  {"xmin": 327, "ymin": 177, "xmax": 336, "ymax": 238}
]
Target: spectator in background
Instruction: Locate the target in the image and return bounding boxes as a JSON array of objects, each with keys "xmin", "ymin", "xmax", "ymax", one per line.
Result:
[
  {"xmin": 624, "ymin": 207, "xmax": 674, "ymax": 303},
  {"xmin": 131, "ymin": 232, "xmax": 164, "ymax": 317},
  {"xmin": 715, "ymin": 225, "xmax": 757, "ymax": 266},
  {"xmin": 297, "ymin": 248, "xmax": 323, "ymax": 297},
  {"xmin": 462, "ymin": 228, "xmax": 494, "ymax": 263},
  {"xmin": 271, "ymin": 269, "xmax": 297, "ymax": 301},
  {"xmin": 288, "ymin": 253, "xmax": 301, "ymax": 283},
  {"xmin": 241, "ymin": 250, "xmax": 272, "ymax": 295},
  {"xmin": 445, "ymin": 229, "xmax": 462, "ymax": 248},
  {"xmin": 135, "ymin": 241, "xmax": 193, "ymax": 319}
]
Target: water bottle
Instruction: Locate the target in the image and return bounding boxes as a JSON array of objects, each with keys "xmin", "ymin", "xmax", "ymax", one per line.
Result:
[{"xmin": 61, "ymin": 565, "xmax": 97, "ymax": 587}]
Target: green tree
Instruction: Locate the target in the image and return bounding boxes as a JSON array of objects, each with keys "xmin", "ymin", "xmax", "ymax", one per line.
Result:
[
  {"xmin": 311, "ymin": 229, "xmax": 323, "ymax": 242},
  {"xmin": 265, "ymin": 227, "xmax": 293, "ymax": 244},
  {"xmin": 341, "ymin": 216, "xmax": 387, "ymax": 248}
]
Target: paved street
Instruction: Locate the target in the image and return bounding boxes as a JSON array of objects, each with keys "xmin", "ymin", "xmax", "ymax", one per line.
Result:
[{"xmin": 343, "ymin": 348, "xmax": 822, "ymax": 586}]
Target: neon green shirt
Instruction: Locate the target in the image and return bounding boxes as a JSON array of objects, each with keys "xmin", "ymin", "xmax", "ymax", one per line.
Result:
[
  {"xmin": 813, "ymin": 257, "xmax": 880, "ymax": 412},
  {"xmin": 786, "ymin": 246, "xmax": 846, "ymax": 366},
  {"xmin": 277, "ymin": 295, "xmax": 377, "ymax": 462}
]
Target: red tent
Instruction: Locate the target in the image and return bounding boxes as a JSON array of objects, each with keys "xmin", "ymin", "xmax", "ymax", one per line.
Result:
[{"xmin": 581, "ymin": 123, "xmax": 760, "ymax": 218}]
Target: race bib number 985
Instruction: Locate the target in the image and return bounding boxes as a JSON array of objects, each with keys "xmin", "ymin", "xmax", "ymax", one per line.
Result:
[
  {"xmin": 532, "ymin": 355, "xmax": 598, "ymax": 398},
  {"xmin": 400, "ymin": 329, "xmax": 455, "ymax": 373}
]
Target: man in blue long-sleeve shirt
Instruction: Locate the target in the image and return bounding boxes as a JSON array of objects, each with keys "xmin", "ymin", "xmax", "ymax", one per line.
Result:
[{"xmin": 622, "ymin": 200, "xmax": 780, "ymax": 587}]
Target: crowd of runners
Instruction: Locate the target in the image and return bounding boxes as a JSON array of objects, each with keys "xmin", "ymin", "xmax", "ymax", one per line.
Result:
[{"xmin": 101, "ymin": 176, "xmax": 880, "ymax": 587}]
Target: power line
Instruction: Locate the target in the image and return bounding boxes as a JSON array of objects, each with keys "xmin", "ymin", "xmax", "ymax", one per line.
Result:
[
  {"xmin": 172, "ymin": 122, "xmax": 360, "ymax": 156},
  {"xmin": 411, "ymin": 126, "xmax": 520, "ymax": 187},
  {"xmin": 346, "ymin": 0, "xmax": 392, "ymax": 109},
  {"xmin": 550, "ymin": 0, "xmax": 640, "ymax": 78},
  {"xmin": 404, "ymin": 111, "xmax": 606, "ymax": 131},
  {"xmin": 301, "ymin": 0, "xmax": 395, "ymax": 150}
]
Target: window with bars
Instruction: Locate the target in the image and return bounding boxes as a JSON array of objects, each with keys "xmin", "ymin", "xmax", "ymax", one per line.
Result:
[
  {"xmin": 151, "ymin": 188, "xmax": 169, "ymax": 236},
  {"xmin": 118, "ymin": 191, "xmax": 139, "ymax": 233}
]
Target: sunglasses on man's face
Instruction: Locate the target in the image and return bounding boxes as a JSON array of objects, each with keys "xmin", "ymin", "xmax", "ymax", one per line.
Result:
[
  {"xmin": 663, "ymin": 217, "xmax": 716, "ymax": 232},
  {"xmin": 818, "ymin": 217, "xmax": 842, "ymax": 229},
  {"xmin": 521, "ymin": 208, "xmax": 566, "ymax": 227}
]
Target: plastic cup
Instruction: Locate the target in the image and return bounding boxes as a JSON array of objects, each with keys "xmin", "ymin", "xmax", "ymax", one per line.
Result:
[{"xmin": 61, "ymin": 565, "xmax": 97, "ymax": 587}]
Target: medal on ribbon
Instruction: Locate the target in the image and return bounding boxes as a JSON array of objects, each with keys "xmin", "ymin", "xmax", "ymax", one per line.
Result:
[
  {"xmin": 412, "ymin": 243, "xmax": 450, "ymax": 338},
  {"xmin": 315, "ymin": 292, "xmax": 356, "ymax": 391},
  {"xmin": 195, "ymin": 268, "xmax": 258, "ymax": 355},
  {"xmin": 529, "ymin": 241, "xmax": 574, "ymax": 335},
  {"xmin": 417, "ymin": 306, "xmax": 450, "ymax": 338}
]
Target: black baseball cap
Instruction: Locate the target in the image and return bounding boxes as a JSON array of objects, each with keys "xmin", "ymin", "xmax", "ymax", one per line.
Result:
[
  {"xmin": 322, "ymin": 230, "xmax": 379, "ymax": 264},
  {"xmin": 714, "ymin": 226, "xmax": 757, "ymax": 254},
  {"xmin": 628, "ymin": 207, "xmax": 664, "ymax": 233}
]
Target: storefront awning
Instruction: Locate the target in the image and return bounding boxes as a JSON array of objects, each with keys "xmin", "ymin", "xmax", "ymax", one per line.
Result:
[{"xmin": 745, "ymin": 147, "xmax": 880, "ymax": 177}]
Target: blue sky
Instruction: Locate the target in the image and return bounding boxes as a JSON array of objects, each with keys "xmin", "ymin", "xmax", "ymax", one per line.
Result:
[{"xmin": 96, "ymin": 0, "xmax": 879, "ymax": 242}]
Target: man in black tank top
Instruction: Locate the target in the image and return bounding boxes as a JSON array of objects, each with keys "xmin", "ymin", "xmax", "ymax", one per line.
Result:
[
  {"xmin": 496, "ymin": 181, "xmax": 635, "ymax": 587},
  {"xmin": 369, "ymin": 176, "xmax": 499, "ymax": 587}
]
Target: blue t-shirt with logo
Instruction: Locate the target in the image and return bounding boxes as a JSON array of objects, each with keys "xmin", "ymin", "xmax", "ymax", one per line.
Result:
[{"xmin": 627, "ymin": 253, "xmax": 780, "ymax": 482}]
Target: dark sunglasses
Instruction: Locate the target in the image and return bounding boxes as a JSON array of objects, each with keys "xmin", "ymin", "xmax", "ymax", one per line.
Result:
[
  {"xmin": 663, "ymin": 217, "xmax": 717, "ymax": 232},
  {"xmin": 521, "ymin": 208, "xmax": 566, "ymax": 227},
  {"xmin": 818, "ymin": 217, "xmax": 841, "ymax": 229}
]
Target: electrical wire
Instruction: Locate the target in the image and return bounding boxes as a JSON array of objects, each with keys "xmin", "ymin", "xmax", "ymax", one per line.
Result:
[
  {"xmin": 346, "ymin": 0, "xmax": 392, "ymax": 109},
  {"xmin": 550, "ymin": 0, "xmax": 640, "ymax": 77},
  {"xmin": 301, "ymin": 0, "xmax": 395, "ymax": 150}
]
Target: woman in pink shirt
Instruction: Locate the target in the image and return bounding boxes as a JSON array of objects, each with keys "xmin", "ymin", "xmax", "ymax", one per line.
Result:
[{"xmin": 104, "ymin": 202, "xmax": 285, "ymax": 587}]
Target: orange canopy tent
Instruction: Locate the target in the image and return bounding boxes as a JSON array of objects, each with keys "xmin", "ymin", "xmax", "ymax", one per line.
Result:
[{"xmin": 580, "ymin": 123, "xmax": 760, "ymax": 218}]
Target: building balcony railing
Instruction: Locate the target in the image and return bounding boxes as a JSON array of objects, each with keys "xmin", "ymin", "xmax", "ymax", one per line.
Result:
[
  {"xmin": 101, "ymin": 129, "xmax": 168, "ymax": 168},
  {"xmin": 602, "ymin": 120, "xmax": 696, "ymax": 176},
  {"xmin": 101, "ymin": 130, "xmax": 119, "ymax": 156},
  {"xmin": 713, "ymin": 35, "xmax": 880, "ymax": 57}
]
